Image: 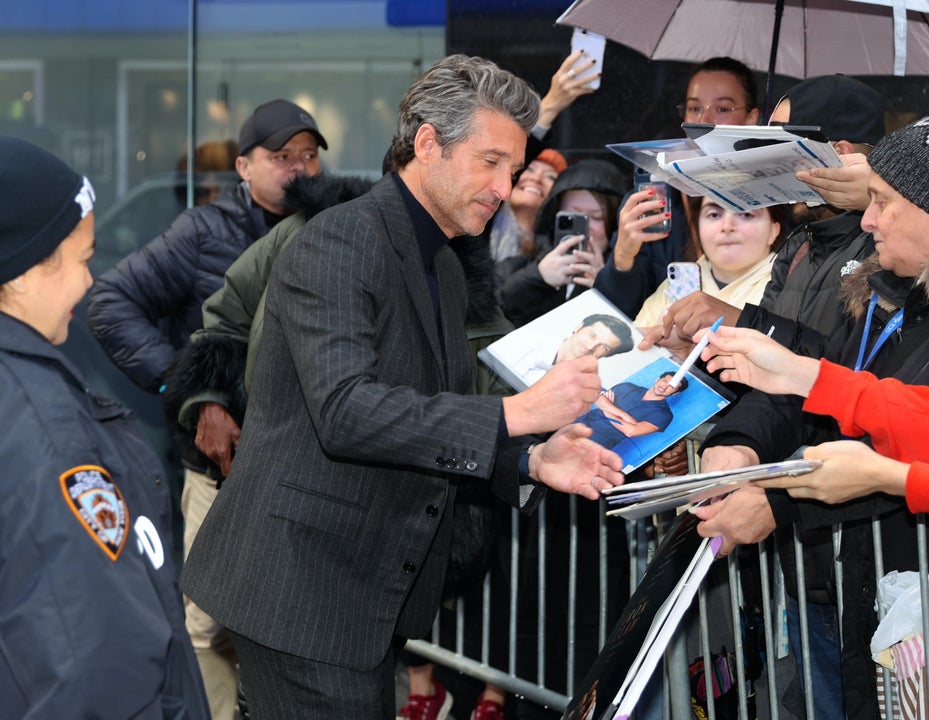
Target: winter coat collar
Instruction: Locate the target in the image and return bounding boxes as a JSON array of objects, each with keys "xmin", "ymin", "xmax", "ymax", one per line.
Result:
[
  {"xmin": 805, "ymin": 211, "xmax": 867, "ymax": 263},
  {"xmin": 841, "ymin": 253, "xmax": 928, "ymax": 321},
  {"xmin": 0, "ymin": 312, "xmax": 86, "ymax": 393},
  {"xmin": 283, "ymin": 173, "xmax": 375, "ymax": 219}
]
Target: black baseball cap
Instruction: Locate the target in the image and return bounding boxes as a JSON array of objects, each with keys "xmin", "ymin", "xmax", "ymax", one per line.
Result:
[
  {"xmin": 238, "ymin": 99, "xmax": 328, "ymax": 156},
  {"xmin": 783, "ymin": 75, "xmax": 885, "ymax": 146}
]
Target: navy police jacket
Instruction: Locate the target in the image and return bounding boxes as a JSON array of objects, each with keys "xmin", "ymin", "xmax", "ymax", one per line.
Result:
[{"xmin": 0, "ymin": 313, "xmax": 208, "ymax": 718}]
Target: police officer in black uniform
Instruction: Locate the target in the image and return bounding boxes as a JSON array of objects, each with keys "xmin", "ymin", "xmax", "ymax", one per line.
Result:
[{"xmin": 0, "ymin": 135, "xmax": 208, "ymax": 718}]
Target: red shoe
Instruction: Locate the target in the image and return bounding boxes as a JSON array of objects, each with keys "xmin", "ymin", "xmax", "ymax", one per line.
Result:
[
  {"xmin": 471, "ymin": 694, "xmax": 504, "ymax": 720},
  {"xmin": 397, "ymin": 678, "xmax": 454, "ymax": 720}
]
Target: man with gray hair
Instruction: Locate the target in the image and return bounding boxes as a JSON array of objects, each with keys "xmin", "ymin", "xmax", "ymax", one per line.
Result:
[{"xmin": 181, "ymin": 54, "xmax": 626, "ymax": 718}]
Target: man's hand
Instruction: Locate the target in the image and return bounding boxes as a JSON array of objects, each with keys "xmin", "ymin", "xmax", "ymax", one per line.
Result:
[
  {"xmin": 649, "ymin": 440, "xmax": 690, "ymax": 477},
  {"xmin": 795, "ymin": 153, "xmax": 870, "ymax": 212},
  {"xmin": 693, "ymin": 484, "xmax": 776, "ymax": 557},
  {"xmin": 637, "ymin": 324, "xmax": 694, "ymax": 359},
  {"xmin": 528, "ymin": 423, "xmax": 625, "ymax": 500},
  {"xmin": 692, "ymin": 444, "xmax": 764, "ymax": 556},
  {"xmin": 611, "ymin": 190, "xmax": 671, "ymax": 271},
  {"xmin": 196, "ymin": 402, "xmax": 241, "ymax": 477},
  {"xmin": 503, "ymin": 356, "xmax": 602, "ymax": 436},
  {"xmin": 699, "ymin": 444, "xmax": 759, "ymax": 472},
  {"xmin": 641, "ymin": 292, "xmax": 742, "ymax": 350},
  {"xmin": 537, "ymin": 51, "xmax": 598, "ymax": 128},
  {"xmin": 756, "ymin": 440, "xmax": 908, "ymax": 504},
  {"xmin": 697, "ymin": 325, "xmax": 820, "ymax": 396}
]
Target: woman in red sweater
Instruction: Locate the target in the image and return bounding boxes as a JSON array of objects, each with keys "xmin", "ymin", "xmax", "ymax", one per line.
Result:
[{"xmin": 696, "ymin": 324, "xmax": 929, "ymax": 512}]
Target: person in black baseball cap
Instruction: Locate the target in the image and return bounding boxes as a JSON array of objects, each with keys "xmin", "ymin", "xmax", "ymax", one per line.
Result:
[
  {"xmin": 233, "ymin": 98, "xmax": 327, "ymax": 218},
  {"xmin": 238, "ymin": 98, "xmax": 328, "ymax": 156}
]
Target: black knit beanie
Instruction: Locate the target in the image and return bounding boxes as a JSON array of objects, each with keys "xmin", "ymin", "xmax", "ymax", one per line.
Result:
[
  {"xmin": 0, "ymin": 135, "xmax": 95, "ymax": 284},
  {"xmin": 868, "ymin": 117, "xmax": 929, "ymax": 215}
]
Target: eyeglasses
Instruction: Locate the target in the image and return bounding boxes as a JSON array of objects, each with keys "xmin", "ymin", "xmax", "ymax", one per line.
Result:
[{"xmin": 676, "ymin": 103, "xmax": 749, "ymax": 120}]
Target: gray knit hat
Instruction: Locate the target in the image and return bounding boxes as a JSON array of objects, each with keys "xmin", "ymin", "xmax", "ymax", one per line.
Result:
[
  {"xmin": 868, "ymin": 117, "xmax": 929, "ymax": 215},
  {"xmin": 0, "ymin": 136, "xmax": 95, "ymax": 284}
]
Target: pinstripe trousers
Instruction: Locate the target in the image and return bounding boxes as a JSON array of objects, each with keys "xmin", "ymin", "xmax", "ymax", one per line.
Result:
[{"xmin": 231, "ymin": 631, "xmax": 401, "ymax": 719}]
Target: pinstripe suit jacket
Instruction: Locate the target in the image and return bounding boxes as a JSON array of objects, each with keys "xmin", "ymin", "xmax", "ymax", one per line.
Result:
[{"xmin": 181, "ymin": 174, "xmax": 541, "ymax": 670}]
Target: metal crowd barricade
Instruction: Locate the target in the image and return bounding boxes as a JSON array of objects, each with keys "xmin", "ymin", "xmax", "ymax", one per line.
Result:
[{"xmin": 406, "ymin": 492, "xmax": 929, "ymax": 720}]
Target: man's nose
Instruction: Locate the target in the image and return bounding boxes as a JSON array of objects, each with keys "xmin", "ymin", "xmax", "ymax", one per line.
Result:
[{"xmin": 492, "ymin": 170, "xmax": 514, "ymax": 202}]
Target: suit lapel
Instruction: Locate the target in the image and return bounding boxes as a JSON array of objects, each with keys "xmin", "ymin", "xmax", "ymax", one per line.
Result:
[{"xmin": 373, "ymin": 178, "xmax": 448, "ymax": 385}]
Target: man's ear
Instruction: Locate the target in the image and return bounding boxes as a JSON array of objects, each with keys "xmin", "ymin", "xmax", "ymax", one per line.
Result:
[
  {"xmin": 413, "ymin": 123, "xmax": 439, "ymax": 161},
  {"xmin": 833, "ymin": 139, "xmax": 856, "ymax": 156},
  {"xmin": 235, "ymin": 155, "xmax": 252, "ymax": 182}
]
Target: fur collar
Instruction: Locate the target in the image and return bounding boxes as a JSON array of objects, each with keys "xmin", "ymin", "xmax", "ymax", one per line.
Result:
[
  {"xmin": 840, "ymin": 253, "xmax": 929, "ymax": 321},
  {"xmin": 284, "ymin": 173, "xmax": 375, "ymax": 219}
]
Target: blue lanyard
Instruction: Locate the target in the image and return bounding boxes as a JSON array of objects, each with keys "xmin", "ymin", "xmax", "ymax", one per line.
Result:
[{"xmin": 854, "ymin": 292, "xmax": 904, "ymax": 371}]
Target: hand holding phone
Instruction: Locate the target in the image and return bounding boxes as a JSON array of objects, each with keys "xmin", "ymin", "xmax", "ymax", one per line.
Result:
[
  {"xmin": 634, "ymin": 174, "xmax": 672, "ymax": 234},
  {"xmin": 667, "ymin": 262, "xmax": 701, "ymax": 302},
  {"xmin": 570, "ymin": 28, "xmax": 606, "ymax": 91},
  {"xmin": 554, "ymin": 211, "xmax": 589, "ymax": 253}
]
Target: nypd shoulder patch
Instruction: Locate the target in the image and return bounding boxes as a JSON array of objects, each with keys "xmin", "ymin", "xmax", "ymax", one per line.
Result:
[{"xmin": 59, "ymin": 465, "xmax": 130, "ymax": 561}]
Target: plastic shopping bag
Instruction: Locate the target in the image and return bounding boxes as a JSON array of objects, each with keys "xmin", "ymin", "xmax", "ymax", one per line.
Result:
[{"xmin": 872, "ymin": 571, "xmax": 924, "ymax": 661}]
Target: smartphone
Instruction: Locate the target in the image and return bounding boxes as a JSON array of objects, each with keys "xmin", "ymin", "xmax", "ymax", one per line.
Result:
[
  {"xmin": 634, "ymin": 173, "xmax": 672, "ymax": 234},
  {"xmin": 570, "ymin": 27, "xmax": 606, "ymax": 91},
  {"xmin": 554, "ymin": 211, "xmax": 589, "ymax": 253},
  {"xmin": 667, "ymin": 262, "xmax": 702, "ymax": 302}
]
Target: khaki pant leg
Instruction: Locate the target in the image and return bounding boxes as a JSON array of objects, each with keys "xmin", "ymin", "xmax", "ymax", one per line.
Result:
[{"xmin": 182, "ymin": 468, "xmax": 239, "ymax": 720}]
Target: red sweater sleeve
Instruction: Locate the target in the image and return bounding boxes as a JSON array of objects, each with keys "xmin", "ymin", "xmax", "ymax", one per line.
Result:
[
  {"xmin": 803, "ymin": 359, "xmax": 929, "ymax": 463},
  {"xmin": 906, "ymin": 462, "xmax": 929, "ymax": 514}
]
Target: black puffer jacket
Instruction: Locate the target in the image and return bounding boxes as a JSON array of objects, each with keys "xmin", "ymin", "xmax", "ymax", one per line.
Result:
[
  {"xmin": 703, "ymin": 256, "xmax": 929, "ymax": 720},
  {"xmin": 738, "ymin": 211, "xmax": 872, "ymax": 357},
  {"xmin": 499, "ymin": 159, "xmax": 625, "ymax": 327},
  {"xmin": 87, "ymin": 181, "xmax": 275, "ymax": 395},
  {"xmin": 736, "ymin": 211, "xmax": 874, "ymax": 607}
]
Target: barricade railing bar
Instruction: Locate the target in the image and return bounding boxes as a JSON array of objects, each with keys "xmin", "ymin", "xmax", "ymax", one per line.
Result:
[{"xmin": 407, "ymin": 491, "xmax": 929, "ymax": 720}]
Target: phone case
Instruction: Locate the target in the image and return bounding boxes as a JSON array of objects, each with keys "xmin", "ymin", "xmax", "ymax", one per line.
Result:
[
  {"xmin": 570, "ymin": 28, "xmax": 606, "ymax": 91},
  {"xmin": 554, "ymin": 211, "xmax": 589, "ymax": 252},
  {"xmin": 667, "ymin": 262, "xmax": 701, "ymax": 302},
  {"xmin": 633, "ymin": 175, "xmax": 672, "ymax": 233}
]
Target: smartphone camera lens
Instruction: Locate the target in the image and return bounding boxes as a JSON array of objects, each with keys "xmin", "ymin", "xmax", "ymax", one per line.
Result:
[{"xmin": 558, "ymin": 215, "xmax": 573, "ymax": 231}]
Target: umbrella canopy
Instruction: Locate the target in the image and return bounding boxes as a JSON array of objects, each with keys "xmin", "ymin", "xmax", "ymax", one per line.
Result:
[{"xmin": 557, "ymin": 0, "xmax": 929, "ymax": 79}]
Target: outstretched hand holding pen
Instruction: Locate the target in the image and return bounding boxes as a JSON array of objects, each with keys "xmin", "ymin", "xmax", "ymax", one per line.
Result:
[{"xmin": 694, "ymin": 324, "xmax": 821, "ymax": 396}]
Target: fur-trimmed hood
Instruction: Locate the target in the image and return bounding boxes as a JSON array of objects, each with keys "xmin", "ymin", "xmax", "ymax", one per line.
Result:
[
  {"xmin": 840, "ymin": 252, "xmax": 929, "ymax": 321},
  {"xmin": 284, "ymin": 172, "xmax": 375, "ymax": 219}
]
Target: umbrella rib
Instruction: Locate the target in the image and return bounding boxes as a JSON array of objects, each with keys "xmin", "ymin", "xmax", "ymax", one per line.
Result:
[
  {"xmin": 803, "ymin": 0, "xmax": 810, "ymax": 78},
  {"xmin": 649, "ymin": 1, "xmax": 685, "ymax": 58}
]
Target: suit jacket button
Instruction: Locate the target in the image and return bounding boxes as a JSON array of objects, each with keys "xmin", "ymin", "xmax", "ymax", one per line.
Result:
[
  {"xmin": 466, "ymin": 461, "xmax": 478, "ymax": 471},
  {"xmin": 435, "ymin": 456, "xmax": 446, "ymax": 466},
  {"xmin": 426, "ymin": 505, "xmax": 439, "ymax": 516},
  {"xmin": 445, "ymin": 459, "xmax": 456, "ymax": 469},
  {"xmin": 403, "ymin": 562, "xmax": 416, "ymax": 573},
  {"xmin": 456, "ymin": 460, "xmax": 468, "ymax": 470}
]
